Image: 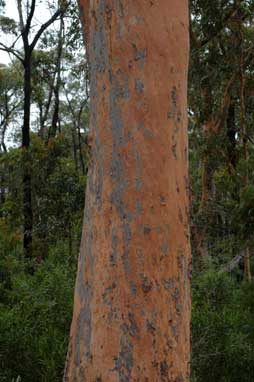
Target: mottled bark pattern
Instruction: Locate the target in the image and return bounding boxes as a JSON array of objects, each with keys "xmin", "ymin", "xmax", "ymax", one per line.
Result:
[{"xmin": 65, "ymin": 1, "xmax": 191, "ymax": 381}]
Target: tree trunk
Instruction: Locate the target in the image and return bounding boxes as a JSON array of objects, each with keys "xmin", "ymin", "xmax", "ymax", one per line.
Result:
[
  {"xmin": 49, "ymin": 15, "xmax": 64, "ymax": 140},
  {"xmin": 71, "ymin": 122, "xmax": 78, "ymax": 171},
  {"xmin": 193, "ymin": 120, "xmax": 217, "ymax": 270},
  {"xmin": 65, "ymin": 1, "xmax": 191, "ymax": 381},
  {"xmin": 226, "ymin": 99, "xmax": 237, "ymax": 173},
  {"xmin": 77, "ymin": 121, "xmax": 86, "ymax": 175},
  {"xmin": 23, "ymin": 54, "xmax": 33, "ymax": 255},
  {"xmin": 243, "ymin": 247, "xmax": 251, "ymax": 282}
]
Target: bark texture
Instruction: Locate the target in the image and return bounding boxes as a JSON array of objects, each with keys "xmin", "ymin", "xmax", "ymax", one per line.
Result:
[{"xmin": 65, "ymin": 1, "xmax": 191, "ymax": 381}]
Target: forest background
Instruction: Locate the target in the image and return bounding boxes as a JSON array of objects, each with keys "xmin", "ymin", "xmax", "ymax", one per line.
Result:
[{"xmin": 0, "ymin": 0, "xmax": 254, "ymax": 381}]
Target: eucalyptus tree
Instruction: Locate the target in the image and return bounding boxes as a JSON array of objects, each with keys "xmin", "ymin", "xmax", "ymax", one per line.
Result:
[
  {"xmin": 0, "ymin": 0, "xmax": 68, "ymax": 255},
  {"xmin": 189, "ymin": 0, "xmax": 254, "ymax": 276},
  {"xmin": 65, "ymin": 0, "xmax": 191, "ymax": 380}
]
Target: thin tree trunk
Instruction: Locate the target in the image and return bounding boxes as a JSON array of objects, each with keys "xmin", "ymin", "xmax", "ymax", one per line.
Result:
[
  {"xmin": 1, "ymin": 93, "xmax": 9, "ymax": 152},
  {"xmin": 64, "ymin": 1, "xmax": 191, "ymax": 381},
  {"xmin": 194, "ymin": 76, "xmax": 235, "ymax": 270},
  {"xmin": 1, "ymin": 122, "xmax": 7, "ymax": 152},
  {"xmin": 77, "ymin": 121, "xmax": 86, "ymax": 175},
  {"xmin": 243, "ymin": 247, "xmax": 251, "ymax": 282},
  {"xmin": 64, "ymin": 87, "xmax": 86, "ymax": 174},
  {"xmin": 71, "ymin": 122, "xmax": 78, "ymax": 171},
  {"xmin": 226, "ymin": 99, "xmax": 237, "ymax": 173},
  {"xmin": 194, "ymin": 120, "xmax": 217, "ymax": 269},
  {"xmin": 49, "ymin": 16, "xmax": 64, "ymax": 140},
  {"xmin": 0, "ymin": 162, "xmax": 5, "ymax": 212},
  {"xmin": 239, "ymin": 29, "xmax": 252, "ymax": 282},
  {"xmin": 23, "ymin": 54, "xmax": 33, "ymax": 255}
]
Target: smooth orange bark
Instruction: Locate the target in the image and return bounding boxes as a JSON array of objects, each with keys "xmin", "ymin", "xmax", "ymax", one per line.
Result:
[{"xmin": 64, "ymin": 1, "xmax": 191, "ymax": 381}]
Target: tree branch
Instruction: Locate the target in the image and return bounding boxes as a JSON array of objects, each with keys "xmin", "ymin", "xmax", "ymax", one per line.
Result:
[
  {"xmin": 17, "ymin": 0, "xmax": 27, "ymax": 46},
  {"xmin": 26, "ymin": 0, "xmax": 36, "ymax": 33},
  {"xmin": 0, "ymin": 42, "xmax": 23, "ymax": 63},
  {"xmin": 30, "ymin": 8, "xmax": 64, "ymax": 52}
]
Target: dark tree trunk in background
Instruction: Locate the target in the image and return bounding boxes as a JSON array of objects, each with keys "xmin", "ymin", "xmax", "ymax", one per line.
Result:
[
  {"xmin": 77, "ymin": 121, "xmax": 85, "ymax": 175},
  {"xmin": 49, "ymin": 15, "xmax": 64, "ymax": 140},
  {"xmin": 22, "ymin": 52, "xmax": 33, "ymax": 255},
  {"xmin": 71, "ymin": 122, "xmax": 78, "ymax": 171},
  {"xmin": 65, "ymin": 1, "xmax": 191, "ymax": 381},
  {"xmin": 227, "ymin": 99, "xmax": 237, "ymax": 173},
  {"xmin": 15, "ymin": 0, "xmax": 65, "ymax": 256}
]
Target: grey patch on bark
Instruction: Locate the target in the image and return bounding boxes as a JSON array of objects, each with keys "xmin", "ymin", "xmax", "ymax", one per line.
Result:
[
  {"xmin": 155, "ymin": 226, "xmax": 163, "ymax": 234},
  {"xmin": 172, "ymin": 287, "xmax": 180, "ymax": 303},
  {"xmin": 137, "ymin": 121, "xmax": 154, "ymax": 139},
  {"xmin": 109, "ymin": 69, "xmax": 136, "ymax": 289},
  {"xmin": 135, "ymin": 199, "xmax": 143, "ymax": 215},
  {"xmin": 134, "ymin": 148, "xmax": 143, "ymax": 191},
  {"xmin": 136, "ymin": 177, "xmax": 142, "ymax": 191},
  {"xmin": 114, "ymin": 335, "xmax": 134, "ymax": 382},
  {"xmin": 121, "ymin": 313, "xmax": 139, "ymax": 338},
  {"xmin": 110, "ymin": 181, "xmax": 128, "ymax": 220},
  {"xmin": 74, "ymin": 287, "xmax": 93, "ymax": 366},
  {"xmin": 171, "ymin": 324, "xmax": 178, "ymax": 340},
  {"xmin": 103, "ymin": 282, "xmax": 118, "ymax": 323},
  {"xmin": 109, "ymin": 71, "xmax": 130, "ymax": 218},
  {"xmin": 160, "ymin": 360, "xmax": 170, "ymax": 380},
  {"xmin": 116, "ymin": 0, "xmax": 124, "ymax": 37},
  {"xmin": 132, "ymin": 43, "xmax": 147, "ymax": 69},
  {"xmin": 135, "ymin": 79, "xmax": 144, "ymax": 93},
  {"xmin": 91, "ymin": 1, "xmax": 108, "ymax": 74},
  {"xmin": 95, "ymin": 161, "xmax": 104, "ymax": 208},
  {"xmin": 161, "ymin": 242, "xmax": 169, "ymax": 255},
  {"xmin": 122, "ymin": 222, "xmax": 132, "ymax": 276},
  {"xmin": 103, "ymin": 282, "xmax": 117, "ymax": 303},
  {"xmin": 110, "ymin": 228, "xmax": 118, "ymax": 265},
  {"xmin": 111, "ymin": 152, "xmax": 125, "ymax": 181},
  {"xmin": 162, "ymin": 278, "xmax": 174, "ymax": 291},
  {"xmin": 116, "ymin": 0, "xmax": 124, "ymax": 17},
  {"xmin": 77, "ymin": 217, "xmax": 94, "ymax": 297},
  {"xmin": 130, "ymin": 280, "xmax": 137, "ymax": 296}
]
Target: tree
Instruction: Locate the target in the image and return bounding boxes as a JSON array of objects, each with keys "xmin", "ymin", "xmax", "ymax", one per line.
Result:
[
  {"xmin": 0, "ymin": 62, "xmax": 23, "ymax": 152},
  {"xmin": 189, "ymin": 0, "xmax": 254, "ymax": 275},
  {"xmin": 0, "ymin": 0, "xmax": 67, "ymax": 255},
  {"xmin": 64, "ymin": 1, "xmax": 191, "ymax": 381}
]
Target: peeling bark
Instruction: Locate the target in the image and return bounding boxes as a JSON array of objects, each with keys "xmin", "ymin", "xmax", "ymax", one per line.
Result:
[{"xmin": 65, "ymin": 1, "xmax": 191, "ymax": 381}]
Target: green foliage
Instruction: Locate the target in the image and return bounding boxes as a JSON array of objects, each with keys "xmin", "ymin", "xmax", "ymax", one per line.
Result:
[
  {"xmin": 189, "ymin": 1, "xmax": 254, "ymax": 380},
  {"xmin": 0, "ymin": 241, "xmax": 76, "ymax": 382},
  {"xmin": 0, "ymin": 15, "xmax": 18, "ymax": 35},
  {"xmin": 0, "ymin": 135, "xmax": 84, "ymax": 381},
  {"xmin": 192, "ymin": 270, "xmax": 254, "ymax": 382},
  {"xmin": 239, "ymin": 185, "xmax": 254, "ymax": 221}
]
